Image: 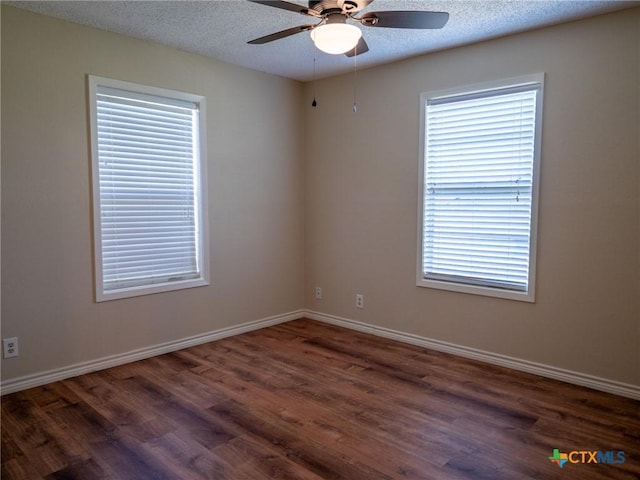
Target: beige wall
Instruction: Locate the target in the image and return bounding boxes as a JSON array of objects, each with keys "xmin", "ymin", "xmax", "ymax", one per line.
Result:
[
  {"xmin": 2, "ymin": 6, "xmax": 639, "ymax": 389},
  {"xmin": 1, "ymin": 6, "xmax": 304, "ymax": 381},
  {"xmin": 304, "ymin": 9, "xmax": 640, "ymax": 385}
]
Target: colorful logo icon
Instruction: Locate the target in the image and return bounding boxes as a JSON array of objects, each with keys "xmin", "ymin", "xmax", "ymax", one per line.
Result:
[{"xmin": 549, "ymin": 449, "xmax": 568, "ymax": 468}]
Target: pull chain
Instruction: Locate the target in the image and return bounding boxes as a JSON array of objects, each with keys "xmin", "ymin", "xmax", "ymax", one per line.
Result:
[
  {"xmin": 312, "ymin": 52, "xmax": 318, "ymax": 107},
  {"xmin": 352, "ymin": 44, "xmax": 358, "ymax": 113}
]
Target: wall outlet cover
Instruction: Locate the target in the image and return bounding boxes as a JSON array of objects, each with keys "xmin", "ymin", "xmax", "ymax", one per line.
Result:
[{"xmin": 3, "ymin": 337, "xmax": 19, "ymax": 358}]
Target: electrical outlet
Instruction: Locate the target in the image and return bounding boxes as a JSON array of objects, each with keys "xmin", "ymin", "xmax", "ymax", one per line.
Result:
[
  {"xmin": 315, "ymin": 287, "xmax": 322, "ymax": 300},
  {"xmin": 3, "ymin": 337, "xmax": 19, "ymax": 358},
  {"xmin": 355, "ymin": 294, "xmax": 364, "ymax": 309}
]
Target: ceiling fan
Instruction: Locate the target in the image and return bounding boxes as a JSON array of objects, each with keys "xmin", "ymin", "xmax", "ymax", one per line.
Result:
[{"xmin": 247, "ymin": 0, "xmax": 449, "ymax": 57}]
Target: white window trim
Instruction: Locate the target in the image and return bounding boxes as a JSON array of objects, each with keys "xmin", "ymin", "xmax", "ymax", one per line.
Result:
[
  {"xmin": 88, "ymin": 75, "xmax": 210, "ymax": 302},
  {"xmin": 416, "ymin": 74, "xmax": 544, "ymax": 302}
]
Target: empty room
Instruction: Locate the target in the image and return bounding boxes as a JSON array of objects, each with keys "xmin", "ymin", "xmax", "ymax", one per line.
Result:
[{"xmin": 1, "ymin": 1, "xmax": 639, "ymax": 479}]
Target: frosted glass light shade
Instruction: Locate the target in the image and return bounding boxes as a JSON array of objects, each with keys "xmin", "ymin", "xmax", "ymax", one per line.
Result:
[{"xmin": 310, "ymin": 23, "xmax": 362, "ymax": 55}]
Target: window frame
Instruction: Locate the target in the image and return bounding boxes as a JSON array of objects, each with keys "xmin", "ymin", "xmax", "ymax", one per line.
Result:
[
  {"xmin": 416, "ymin": 74, "xmax": 544, "ymax": 302},
  {"xmin": 88, "ymin": 75, "xmax": 209, "ymax": 302}
]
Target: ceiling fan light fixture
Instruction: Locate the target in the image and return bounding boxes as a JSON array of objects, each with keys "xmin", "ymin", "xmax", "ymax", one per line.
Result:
[{"xmin": 310, "ymin": 16, "xmax": 362, "ymax": 55}]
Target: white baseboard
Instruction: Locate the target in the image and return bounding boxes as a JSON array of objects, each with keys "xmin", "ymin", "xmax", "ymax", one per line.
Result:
[
  {"xmin": 305, "ymin": 310, "xmax": 640, "ymax": 400},
  {"xmin": 0, "ymin": 310, "xmax": 305, "ymax": 396},
  {"xmin": 3, "ymin": 309, "xmax": 638, "ymax": 400}
]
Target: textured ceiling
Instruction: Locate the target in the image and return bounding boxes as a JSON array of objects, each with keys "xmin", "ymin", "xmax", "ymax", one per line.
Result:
[{"xmin": 7, "ymin": 0, "xmax": 638, "ymax": 81}]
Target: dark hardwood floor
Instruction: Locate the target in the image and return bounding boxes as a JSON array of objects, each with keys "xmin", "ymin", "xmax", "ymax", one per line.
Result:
[{"xmin": 2, "ymin": 318, "xmax": 639, "ymax": 479}]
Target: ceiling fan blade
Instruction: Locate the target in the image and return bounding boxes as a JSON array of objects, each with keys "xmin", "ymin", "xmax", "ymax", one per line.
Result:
[
  {"xmin": 361, "ymin": 11, "xmax": 449, "ymax": 29},
  {"xmin": 248, "ymin": 24, "xmax": 315, "ymax": 44},
  {"xmin": 345, "ymin": 37, "xmax": 369, "ymax": 57},
  {"xmin": 247, "ymin": 0, "xmax": 311, "ymax": 15}
]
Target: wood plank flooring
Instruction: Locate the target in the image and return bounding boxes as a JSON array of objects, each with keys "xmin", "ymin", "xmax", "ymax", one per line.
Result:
[{"xmin": 2, "ymin": 318, "xmax": 639, "ymax": 479}]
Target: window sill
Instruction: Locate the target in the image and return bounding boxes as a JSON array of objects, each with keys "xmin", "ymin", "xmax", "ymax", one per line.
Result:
[
  {"xmin": 96, "ymin": 277, "xmax": 210, "ymax": 302},
  {"xmin": 416, "ymin": 277, "xmax": 535, "ymax": 303}
]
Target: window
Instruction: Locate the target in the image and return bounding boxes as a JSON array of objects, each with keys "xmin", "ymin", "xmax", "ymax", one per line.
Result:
[
  {"xmin": 417, "ymin": 75, "xmax": 543, "ymax": 301},
  {"xmin": 89, "ymin": 76, "xmax": 209, "ymax": 302}
]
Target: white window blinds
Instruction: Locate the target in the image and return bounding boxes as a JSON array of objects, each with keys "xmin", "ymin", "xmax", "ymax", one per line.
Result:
[
  {"xmin": 93, "ymin": 82, "xmax": 206, "ymax": 298},
  {"xmin": 421, "ymin": 80, "xmax": 542, "ymax": 295}
]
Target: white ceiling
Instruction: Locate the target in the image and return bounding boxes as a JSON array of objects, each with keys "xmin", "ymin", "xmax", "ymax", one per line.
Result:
[{"xmin": 7, "ymin": 0, "xmax": 638, "ymax": 81}]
